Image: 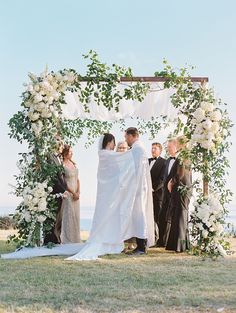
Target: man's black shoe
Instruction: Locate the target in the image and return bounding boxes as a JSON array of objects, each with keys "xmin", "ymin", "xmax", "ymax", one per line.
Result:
[{"xmin": 127, "ymin": 247, "xmax": 147, "ymax": 255}]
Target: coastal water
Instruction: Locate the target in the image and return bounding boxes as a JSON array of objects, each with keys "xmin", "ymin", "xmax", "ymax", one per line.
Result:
[
  {"xmin": 0, "ymin": 206, "xmax": 94, "ymax": 231},
  {"xmin": 1, "ymin": 205, "xmax": 236, "ymax": 232}
]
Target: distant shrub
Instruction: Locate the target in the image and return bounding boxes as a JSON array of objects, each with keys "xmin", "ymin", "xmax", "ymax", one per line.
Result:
[{"xmin": 0, "ymin": 216, "xmax": 16, "ymax": 230}]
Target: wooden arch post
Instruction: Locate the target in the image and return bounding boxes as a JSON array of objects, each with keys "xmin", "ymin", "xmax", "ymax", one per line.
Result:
[{"xmin": 200, "ymin": 78, "xmax": 209, "ymax": 197}]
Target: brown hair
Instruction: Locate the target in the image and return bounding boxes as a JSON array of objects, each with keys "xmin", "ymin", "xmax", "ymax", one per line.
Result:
[
  {"xmin": 62, "ymin": 144, "xmax": 76, "ymax": 165},
  {"xmin": 102, "ymin": 133, "xmax": 115, "ymax": 149},
  {"xmin": 125, "ymin": 127, "xmax": 139, "ymax": 137},
  {"xmin": 152, "ymin": 142, "xmax": 163, "ymax": 152}
]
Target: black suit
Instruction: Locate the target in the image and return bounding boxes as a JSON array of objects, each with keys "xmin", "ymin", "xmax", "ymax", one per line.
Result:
[
  {"xmin": 157, "ymin": 157, "xmax": 179, "ymax": 247},
  {"xmin": 148, "ymin": 156, "xmax": 166, "ymax": 243},
  {"xmin": 165, "ymin": 162, "xmax": 192, "ymax": 252},
  {"xmin": 44, "ymin": 154, "xmax": 67, "ymax": 244}
]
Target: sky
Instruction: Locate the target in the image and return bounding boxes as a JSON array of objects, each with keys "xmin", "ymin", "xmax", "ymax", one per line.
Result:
[{"xmin": 0, "ymin": 0, "xmax": 236, "ymax": 212}]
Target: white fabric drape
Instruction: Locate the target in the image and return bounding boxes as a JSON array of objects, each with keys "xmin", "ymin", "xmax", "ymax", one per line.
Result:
[{"xmin": 62, "ymin": 82, "xmax": 178, "ymax": 121}]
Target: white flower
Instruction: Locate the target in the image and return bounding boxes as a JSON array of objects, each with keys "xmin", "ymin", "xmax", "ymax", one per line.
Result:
[
  {"xmin": 24, "ymin": 101, "xmax": 31, "ymax": 108},
  {"xmin": 42, "ymin": 181, "xmax": 48, "ymax": 188},
  {"xmin": 36, "ymin": 102, "xmax": 46, "ymax": 111},
  {"xmin": 48, "ymin": 186, "xmax": 53, "ymax": 193},
  {"xmin": 28, "ymin": 111, "xmax": 40, "ymax": 121},
  {"xmin": 23, "ymin": 211, "xmax": 31, "ymax": 222},
  {"xmin": 41, "ymin": 81, "xmax": 51, "ymax": 90},
  {"xmin": 52, "ymin": 91, "xmax": 60, "ymax": 100},
  {"xmin": 193, "ymin": 108, "xmax": 205, "ymax": 122},
  {"xmin": 53, "ymin": 111, "xmax": 59, "ymax": 118},
  {"xmin": 211, "ymin": 122, "xmax": 220, "ymax": 134},
  {"xmin": 202, "ymin": 230, "xmax": 208, "ymax": 238},
  {"xmin": 38, "ymin": 199, "xmax": 47, "ymax": 212},
  {"xmin": 37, "ymin": 215, "xmax": 47, "ymax": 223},
  {"xmin": 27, "ymin": 85, "xmax": 34, "ymax": 92},
  {"xmin": 215, "ymin": 223, "xmax": 224, "ymax": 235},
  {"xmin": 200, "ymin": 139, "xmax": 214, "ymax": 150},
  {"xmin": 202, "ymin": 119, "xmax": 212, "ymax": 130},
  {"xmin": 205, "ymin": 132, "xmax": 215, "ymax": 141},
  {"xmin": 222, "ymin": 129, "xmax": 228, "ymax": 136},
  {"xmin": 41, "ymin": 109, "xmax": 52, "ymax": 118},
  {"xmin": 215, "ymin": 135, "xmax": 223, "ymax": 144},
  {"xmin": 32, "ymin": 196, "xmax": 39, "ymax": 205},
  {"xmin": 33, "ymin": 84, "xmax": 40, "ymax": 92},
  {"xmin": 48, "ymin": 96, "xmax": 54, "ymax": 105},
  {"xmin": 200, "ymin": 101, "xmax": 214, "ymax": 112},
  {"xmin": 32, "ymin": 121, "xmax": 43, "ymax": 137},
  {"xmin": 217, "ymin": 243, "xmax": 227, "ymax": 256},
  {"xmin": 52, "ymin": 82, "xmax": 58, "ymax": 89},
  {"xmin": 210, "ymin": 110, "xmax": 222, "ymax": 122},
  {"xmin": 34, "ymin": 94, "xmax": 43, "ymax": 103}
]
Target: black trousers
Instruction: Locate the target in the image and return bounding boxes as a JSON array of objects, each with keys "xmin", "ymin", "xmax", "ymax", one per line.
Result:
[
  {"xmin": 44, "ymin": 198, "xmax": 62, "ymax": 245},
  {"xmin": 153, "ymin": 191, "xmax": 163, "ymax": 243},
  {"xmin": 136, "ymin": 238, "xmax": 147, "ymax": 252}
]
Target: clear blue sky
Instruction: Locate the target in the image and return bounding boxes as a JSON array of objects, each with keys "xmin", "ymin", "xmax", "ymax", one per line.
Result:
[{"xmin": 0, "ymin": 0, "xmax": 236, "ymax": 209}]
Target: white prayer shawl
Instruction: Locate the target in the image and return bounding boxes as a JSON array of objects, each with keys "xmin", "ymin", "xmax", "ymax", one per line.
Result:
[{"xmin": 66, "ymin": 140, "xmax": 155, "ymax": 260}]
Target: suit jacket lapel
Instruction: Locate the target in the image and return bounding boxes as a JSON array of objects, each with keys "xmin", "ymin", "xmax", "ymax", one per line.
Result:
[
  {"xmin": 150, "ymin": 157, "xmax": 161, "ymax": 173},
  {"xmin": 164, "ymin": 158, "xmax": 171, "ymax": 180},
  {"xmin": 166, "ymin": 159, "xmax": 178, "ymax": 181}
]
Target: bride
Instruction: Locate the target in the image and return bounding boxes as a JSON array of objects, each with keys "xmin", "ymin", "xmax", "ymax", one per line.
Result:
[{"xmin": 1, "ymin": 132, "xmax": 154, "ymax": 260}]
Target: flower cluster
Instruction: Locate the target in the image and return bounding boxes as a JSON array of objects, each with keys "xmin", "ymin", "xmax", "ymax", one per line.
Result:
[
  {"xmin": 190, "ymin": 101, "xmax": 223, "ymax": 152},
  {"xmin": 21, "ymin": 181, "xmax": 53, "ymax": 224},
  {"xmin": 23, "ymin": 69, "xmax": 76, "ymax": 137},
  {"xmin": 190, "ymin": 194, "xmax": 227, "ymax": 257}
]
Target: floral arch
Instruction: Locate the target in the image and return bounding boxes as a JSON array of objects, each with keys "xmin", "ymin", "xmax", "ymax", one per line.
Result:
[{"xmin": 9, "ymin": 51, "xmax": 232, "ymax": 258}]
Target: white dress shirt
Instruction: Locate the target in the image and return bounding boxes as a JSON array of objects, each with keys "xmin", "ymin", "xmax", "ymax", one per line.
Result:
[
  {"xmin": 149, "ymin": 156, "xmax": 159, "ymax": 170},
  {"xmin": 168, "ymin": 157, "xmax": 176, "ymax": 175}
]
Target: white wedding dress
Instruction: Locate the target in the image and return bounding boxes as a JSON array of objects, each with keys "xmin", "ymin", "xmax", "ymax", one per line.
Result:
[{"xmin": 1, "ymin": 139, "xmax": 154, "ymax": 260}]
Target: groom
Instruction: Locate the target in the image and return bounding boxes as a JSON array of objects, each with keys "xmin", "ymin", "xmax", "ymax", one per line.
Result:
[{"xmin": 125, "ymin": 127, "xmax": 155, "ymax": 255}]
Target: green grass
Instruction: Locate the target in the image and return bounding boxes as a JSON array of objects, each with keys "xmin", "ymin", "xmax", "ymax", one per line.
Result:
[{"xmin": 0, "ymin": 240, "xmax": 236, "ymax": 313}]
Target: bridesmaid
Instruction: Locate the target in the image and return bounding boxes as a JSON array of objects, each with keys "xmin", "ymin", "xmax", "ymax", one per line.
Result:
[{"xmin": 60, "ymin": 144, "xmax": 81, "ymax": 243}]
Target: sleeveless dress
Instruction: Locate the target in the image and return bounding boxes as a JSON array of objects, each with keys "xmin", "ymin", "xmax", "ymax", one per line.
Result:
[{"xmin": 60, "ymin": 166, "xmax": 81, "ymax": 243}]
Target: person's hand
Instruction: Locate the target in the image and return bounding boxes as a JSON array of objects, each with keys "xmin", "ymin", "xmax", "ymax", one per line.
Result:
[
  {"xmin": 62, "ymin": 191, "xmax": 69, "ymax": 198},
  {"xmin": 73, "ymin": 192, "xmax": 80, "ymax": 200},
  {"xmin": 167, "ymin": 180, "xmax": 173, "ymax": 193}
]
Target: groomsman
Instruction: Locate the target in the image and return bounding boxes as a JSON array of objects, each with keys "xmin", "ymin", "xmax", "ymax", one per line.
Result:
[
  {"xmin": 148, "ymin": 143, "xmax": 166, "ymax": 245},
  {"xmin": 44, "ymin": 139, "xmax": 68, "ymax": 244},
  {"xmin": 157, "ymin": 138, "xmax": 179, "ymax": 247}
]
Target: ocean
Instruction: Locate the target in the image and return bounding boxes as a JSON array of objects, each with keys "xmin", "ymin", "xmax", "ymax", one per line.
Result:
[
  {"xmin": 0, "ymin": 206, "xmax": 94, "ymax": 231},
  {"xmin": 1, "ymin": 205, "xmax": 236, "ymax": 232}
]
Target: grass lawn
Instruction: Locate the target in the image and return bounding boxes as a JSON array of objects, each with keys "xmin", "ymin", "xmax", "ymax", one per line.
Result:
[{"xmin": 0, "ymin": 238, "xmax": 236, "ymax": 313}]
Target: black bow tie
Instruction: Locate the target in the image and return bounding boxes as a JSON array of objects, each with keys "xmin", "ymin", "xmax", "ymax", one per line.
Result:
[
  {"xmin": 150, "ymin": 157, "xmax": 157, "ymax": 161},
  {"xmin": 170, "ymin": 157, "xmax": 176, "ymax": 160}
]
